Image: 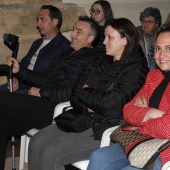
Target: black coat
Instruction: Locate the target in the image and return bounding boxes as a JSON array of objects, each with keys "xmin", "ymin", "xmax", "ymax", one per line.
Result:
[
  {"xmin": 16, "ymin": 47, "xmax": 101, "ymax": 103},
  {"xmin": 70, "ymin": 44, "xmax": 149, "ymax": 136}
]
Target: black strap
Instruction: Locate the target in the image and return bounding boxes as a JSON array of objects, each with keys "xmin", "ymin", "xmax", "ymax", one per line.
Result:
[{"xmin": 149, "ymin": 71, "xmax": 170, "ymax": 108}]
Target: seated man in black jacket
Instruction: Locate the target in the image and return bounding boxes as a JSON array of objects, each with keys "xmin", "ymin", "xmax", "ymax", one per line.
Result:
[{"xmin": 0, "ymin": 16, "xmax": 100, "ymax": 169}]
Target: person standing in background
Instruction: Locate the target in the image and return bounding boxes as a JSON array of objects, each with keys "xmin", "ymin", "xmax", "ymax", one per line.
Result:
[
  {"xmin": 90, "ymin": 0, "xmax": 114, "ymax": 55},
  {"xmin": 138, "ymin": 7, "xmax": 162, "ymax": 70}
]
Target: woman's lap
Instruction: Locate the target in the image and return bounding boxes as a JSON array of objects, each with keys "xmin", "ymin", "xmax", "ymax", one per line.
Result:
[{"xmin": 87, "ymin": 144, "xmax": 162, "ymax": 170}]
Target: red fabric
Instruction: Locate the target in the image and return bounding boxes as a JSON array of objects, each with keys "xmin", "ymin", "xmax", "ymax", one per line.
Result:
[{"xmin": 123, "ymin": 69, "xmax": 170, "ymax": 167}]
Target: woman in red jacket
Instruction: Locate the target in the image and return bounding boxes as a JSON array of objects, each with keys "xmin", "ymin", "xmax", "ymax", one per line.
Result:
[{"xmin": 87, "ymin": 27, "xmax": 170, "ymax": 170}]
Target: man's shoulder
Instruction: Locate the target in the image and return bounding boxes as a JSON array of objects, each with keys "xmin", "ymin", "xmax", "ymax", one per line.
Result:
[
  {"xmin": 77, "ymin": 47, "xmax": 98, "ymax": 55},
  {"xmin": 52, "ymin": 32, "xmax": 70, "ymax": 44}
]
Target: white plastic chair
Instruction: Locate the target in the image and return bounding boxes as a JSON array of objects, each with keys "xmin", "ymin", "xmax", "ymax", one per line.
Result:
[
  {"xmin": 19, "ymin": 101, "xmax": 116, "ymax": 169},
  {"xmin": 19, "ymin": 101, "xmax": 170, "ymax": 170}
]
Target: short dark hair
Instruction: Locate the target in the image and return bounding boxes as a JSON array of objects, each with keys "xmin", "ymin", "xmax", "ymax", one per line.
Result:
[
  {"xmin": 106, "ymin": 18, "xmax": 139, "ymax": 60},
  {"xmin": 140, "ymin": 7, "xmax": 162, "ymax": 26},
  {"xmin": 40, "ymin": 5, "xmax": 62, "ymax": 29},
  {"xmin": 91, "ymin": 0, "xmax": 114, "ymax": 25},
  {"xmin": 78, "ymin": 15, "xmax": 99, "ymax": 46},
  {"xmin": 156, "ymin": 27, "xmax": 170, "ymax": 40}
]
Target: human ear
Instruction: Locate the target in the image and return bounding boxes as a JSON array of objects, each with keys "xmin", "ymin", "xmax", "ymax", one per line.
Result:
[
  {"xmin": 88, "ymin": 35, "xmax": 95, "ymax": 44},
  {"xmin": 121, "ymin": 37, "xmax": 127, "ymax": 46},
  {"xmin": 53, "ymin": 18, "xmax": 59, "ymax": 28}
]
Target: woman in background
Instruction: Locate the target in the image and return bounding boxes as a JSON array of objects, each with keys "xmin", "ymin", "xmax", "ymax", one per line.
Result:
[{"xmin": 90, "ymin": 0, "xmax": 114, "ymax": 54}]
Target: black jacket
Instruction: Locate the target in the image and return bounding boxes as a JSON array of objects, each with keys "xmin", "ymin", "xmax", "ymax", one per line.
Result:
[
  {"xmin": 16, "ymin": 47, "xmax": 101, "ymax": 103},
  {"xmin": 70, "ymin": 44, "xmax": 149, "ymax": 135}
]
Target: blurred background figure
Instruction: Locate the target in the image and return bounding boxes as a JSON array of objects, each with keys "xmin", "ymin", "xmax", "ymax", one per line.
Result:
[
  {"xmin": 89, "ymin": 0, "xmax": 114, "ymax": 55},
  {"xmin": 161, "ymin": 12, "xmax": 170, "ymax": 29},
  {"xmin": 138, "ymin": 7, "xmax": 162, "ymax": 70}
]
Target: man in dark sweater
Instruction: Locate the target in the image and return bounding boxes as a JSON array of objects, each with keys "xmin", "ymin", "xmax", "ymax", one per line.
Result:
[{"xmin": 0, "ymin": 16, "xmax": 101, "ymax": 170}]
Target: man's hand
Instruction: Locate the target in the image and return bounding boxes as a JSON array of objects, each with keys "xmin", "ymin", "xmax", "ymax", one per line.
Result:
[
  {"xmin": 5, "ymin": 56, "xmax": 20, "ymax": 73},
  {"xmin": 87, "ymin": 108, "xmax": 94, "ymax": 112},
  {"xmin": 7, "ymin": 77, "xmax": 19, "ymax": 91},
  {"xmin": 83, "ymin": 84, "xmax": 89, "ymax": 88},
  {"xmin": 28, "ymin": 87, "xmax": 41, "ymax": 97}
]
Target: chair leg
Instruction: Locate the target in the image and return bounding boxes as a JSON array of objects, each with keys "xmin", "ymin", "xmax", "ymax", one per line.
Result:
[
  {"xmin": 11, "ymin": 135, "xmax": 16, "ymax": 170},
  {"xmin": 25, "ymin": 136, "xmax": 30, "ymax": 163},
  {"xmin": 19, "ymin": 135, "xmax": 27, "ymax": 170}
]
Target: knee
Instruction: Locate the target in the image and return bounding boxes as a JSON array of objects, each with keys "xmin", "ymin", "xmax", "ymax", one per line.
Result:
[
  {"xmin": 89, "ymin": 148, "xmax": 105, "ymax": 162},
  {"xmin": 29, "ymin": 131, "xmax": 44, "ymax": 155}
]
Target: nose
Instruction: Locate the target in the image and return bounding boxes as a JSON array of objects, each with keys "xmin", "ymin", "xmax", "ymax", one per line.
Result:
[
  {"xmin": 159, "ymin": 49, "xmax": 166, "ymax": 58},
  {"xmin": 70, "ymin": 31, "xmax": 73, "ymax": 37},
  {"xmin": 70, "ymin": 30, "xmax": 76, "ymax": 38},
  {"xmin": 36, "ymin": 19, "xmax": 41, "ymax": 27},
  {"xmin": 103, "ymin": 37, "xmax": 107, "ymax": 45}
]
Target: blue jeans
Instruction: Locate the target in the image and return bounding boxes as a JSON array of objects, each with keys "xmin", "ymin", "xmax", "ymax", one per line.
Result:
[{"xmin": 87, "ymin": 144, "xmax": 162, "ymax": 170}]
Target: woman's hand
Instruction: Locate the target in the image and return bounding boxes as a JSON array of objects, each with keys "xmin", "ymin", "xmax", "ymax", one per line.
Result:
[
  {"xmin": 143, "ymin": 108, "xmax": 165, "ymax": 122},
  {"xmin": 5, "ymin": 56, "xmax": 20, "ymax": 73},
  {"xmin": 133, "ymin": 94, "xmax": 148, "ymax": 107}
]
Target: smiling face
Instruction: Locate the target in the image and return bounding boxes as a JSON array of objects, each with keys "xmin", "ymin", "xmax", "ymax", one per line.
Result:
[
  {"xmin": 154, "ymin": 32, "xmax": 170, "ymax": 71},
  {"xmin": 90, "ymin": 3, "xmax": 105, "ymax": 26},
  {"xmin": 103, "ymin": 25, "xmax": 127, "ymax": 60},
  {"xmin": 36, "ymin": 9, "xmax": 58, "ymax": 39},
  {"xmin": 70, "ymin": 21, "xmax": 94, "ymax": 51}
]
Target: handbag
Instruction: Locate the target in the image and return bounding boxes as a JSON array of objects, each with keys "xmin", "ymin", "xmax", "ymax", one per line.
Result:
[
  {"xmin": 54, "ymin": 108, "xmax": 109, "ymax": 141},
  {"xmin": 110, "ymin": 120, "xmax": 170, "ymax": 169},
  {"xmin": 54, "ymin": 108, "xmax": 93, "ymax": 133}
]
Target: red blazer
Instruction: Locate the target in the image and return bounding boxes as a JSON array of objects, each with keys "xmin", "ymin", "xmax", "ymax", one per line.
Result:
[{"xmin": 123, "ymin": 69, "xmax": 170, "ymax": 167}]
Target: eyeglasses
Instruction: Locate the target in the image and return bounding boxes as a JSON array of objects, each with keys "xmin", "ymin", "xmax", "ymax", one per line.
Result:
[
  {"xmin": 89, "ymin": 9, "xmax": 103, "ymax": 15},
  {"xmin": 141, "ymin": 20, "xmax": 155, "ymax": 25}
]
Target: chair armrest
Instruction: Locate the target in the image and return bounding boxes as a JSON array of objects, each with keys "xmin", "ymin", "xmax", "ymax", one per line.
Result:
[
  {"xmin": 100, "ymin": 126, "xmax": 118, "ymax": 148},
  {"xmin": 162, "ymin": 161, "xmax": 170, "ymax": 170},
  {"xmin": 53, "ymin": 101, "xmax": 71, "ymax": 119}
]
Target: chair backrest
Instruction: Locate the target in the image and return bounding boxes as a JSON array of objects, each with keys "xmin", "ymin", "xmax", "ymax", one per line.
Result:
[{"xmin": 53, "ymin": 101, "xmax": 71, "ymax": 119}]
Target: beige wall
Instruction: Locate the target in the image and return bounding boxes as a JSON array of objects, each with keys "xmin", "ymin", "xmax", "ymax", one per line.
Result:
[{"xmin": 63, "ymin": 0, "xmax": 170, "ymax": 26}]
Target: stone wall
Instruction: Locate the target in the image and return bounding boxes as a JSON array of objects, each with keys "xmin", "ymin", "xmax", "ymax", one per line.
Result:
[{"xmin": 0, "ymin": 0, "xmax": 87, "ymax": 84}]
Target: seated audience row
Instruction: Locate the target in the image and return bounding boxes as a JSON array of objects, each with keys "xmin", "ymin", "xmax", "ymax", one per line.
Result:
[
  {"xmin": 0, "ymin": 1, "xmax": 169, "ymax": 169},
  {"xmin": 0, "ymin": 13, "xmax": 102, "ymax": 169},
  {"xmin": 28, "ymin": 17, "xmax": 148, "ymax": 170}
]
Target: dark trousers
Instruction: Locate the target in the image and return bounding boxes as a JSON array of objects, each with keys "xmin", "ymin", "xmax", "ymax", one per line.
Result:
[{"xmin": 0, "ymin": 91, "xmax": 57, "ymax": 170}]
